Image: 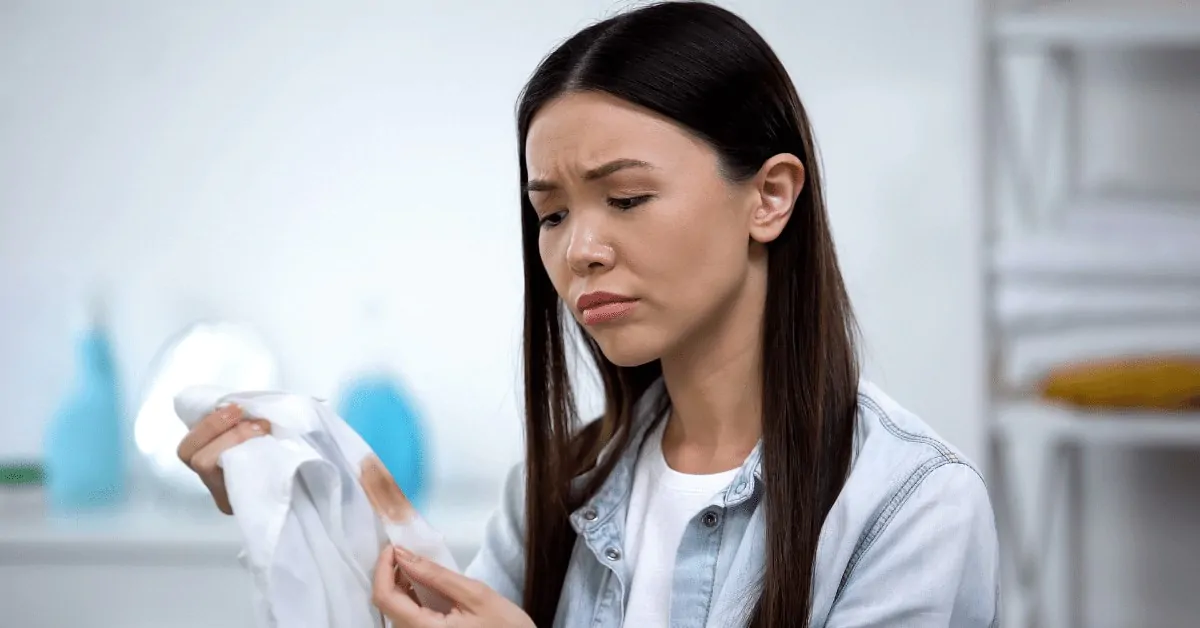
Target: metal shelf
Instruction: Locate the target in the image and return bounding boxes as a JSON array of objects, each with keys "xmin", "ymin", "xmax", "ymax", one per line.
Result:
[
  {"xmin": 993, "ymin": 399, "xmax": 1200, "ymax": 447},
  {"xmin": 994, "ymin": 2, "xmax": 1200, "ymax": 48},
  {"xmin": 989, "ymin": 194, "xmax": 1200, "ymax": 284}
]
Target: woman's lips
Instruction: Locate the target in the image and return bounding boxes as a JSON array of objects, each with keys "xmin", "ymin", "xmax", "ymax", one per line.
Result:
[
  {"xmin": 576, "ymin": 291, "xmax": 639, "ymax": 326},
  {"xmin": 581, "ymin": 300, "xmax": 638, "ymax": 325}
]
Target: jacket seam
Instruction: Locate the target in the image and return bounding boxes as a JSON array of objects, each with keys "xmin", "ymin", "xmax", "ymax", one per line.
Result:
[
  {"xmin": 830, "ymin": 455, "xmax": 959, "ymax": 609},
  {"xmin": 857, "ymin": 393, "xmax": 987, "ymax": 487},
  {"xmin": 858, "ymin": 394, "xmax": 953, "ymax": 457}
]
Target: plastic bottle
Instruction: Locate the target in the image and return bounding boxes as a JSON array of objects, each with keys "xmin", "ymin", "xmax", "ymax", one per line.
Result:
[
  {"xmin": 336, "ymin": 301, "xmax": 430, "ymax": 509},
  {"xmin": 43, "ymin": 297, "xmax": 126, "ymax": 513}
]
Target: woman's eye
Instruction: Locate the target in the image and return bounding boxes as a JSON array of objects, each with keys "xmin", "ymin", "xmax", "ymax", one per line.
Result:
[
  {"xmin": 539, "ymin": 210, "xmax": 566, "ymax": 229},
  {"xmin": 607, "ymin": 195, "xmax": 653, "ymax": 210}
]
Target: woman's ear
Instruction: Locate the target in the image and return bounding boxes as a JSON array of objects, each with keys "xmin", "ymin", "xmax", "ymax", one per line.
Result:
[{"xmin": 748, "ymin": 154, "xmax": 805, "ymax": 244}]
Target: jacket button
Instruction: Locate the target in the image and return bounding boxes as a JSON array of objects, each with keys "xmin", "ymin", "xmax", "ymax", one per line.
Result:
[
  {"xmin": 702, "ymin": 511, "xmax": 720, "ymax": 528},
  {"xmin": 583, "ymin": 508, "xmax": 598, "ymax": 521},
  {"xmin": 604, "ymin": 547, "xmax": 622, "ymax": 561}
]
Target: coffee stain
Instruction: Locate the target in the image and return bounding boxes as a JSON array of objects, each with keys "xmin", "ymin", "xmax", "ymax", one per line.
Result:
[{"xmin": 359, "ymin": 454, "xmax": 415, "ymax": 523}]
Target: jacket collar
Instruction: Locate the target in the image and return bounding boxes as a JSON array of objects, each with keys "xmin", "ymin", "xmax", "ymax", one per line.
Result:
[{"xmin": 568, "ymin": 378, "xmax": 764, "ymax": 533}]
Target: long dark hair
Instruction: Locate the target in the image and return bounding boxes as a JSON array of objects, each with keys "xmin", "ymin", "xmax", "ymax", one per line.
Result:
[{"xmin": 516, "ymin": 2, "xmax": 859, "ymax": 626}]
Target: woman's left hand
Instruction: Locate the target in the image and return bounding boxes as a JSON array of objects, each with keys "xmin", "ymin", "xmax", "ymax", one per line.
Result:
[{"xmin": 372, "ymin": 545, "xmax": 534, "ymax": 628}]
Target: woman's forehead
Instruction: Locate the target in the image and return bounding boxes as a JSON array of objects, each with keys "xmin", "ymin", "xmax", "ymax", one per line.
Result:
[{"xmin": 525, "ymin": 92, "xmax": 709, "ymax": 177}]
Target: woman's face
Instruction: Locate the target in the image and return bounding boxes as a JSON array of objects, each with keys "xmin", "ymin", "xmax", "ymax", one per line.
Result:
[{"xmin": 525, "ymin": 91, "xmax": 771, "ymax": 367}]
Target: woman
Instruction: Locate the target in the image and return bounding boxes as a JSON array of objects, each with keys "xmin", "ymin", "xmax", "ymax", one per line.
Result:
[{"xmin": 178, "ymin": 2, "xmax": 1000, "ymax": 626}]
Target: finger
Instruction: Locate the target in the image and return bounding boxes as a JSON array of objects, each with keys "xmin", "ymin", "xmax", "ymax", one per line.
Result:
[
  {"xmin": 177, "ymin": 405, "xmax": 244, "ymax": 463},
  {"xmin": 201, "ymin": 468, "xmax": 233, "ymax": 515},
  {"xmin": 395, "ymin": 547, "xmax": 486, "ymax": 612},
  {"xmin": 188, "ymin": 418, "xmax": 271, "ymax": 474},
  {"xmin": 395, "ymin": 564, "xmax": 421, "ymax": 605},
  {"xmin": 373, "ymin": 546, "xmax": 448, "ymax": 627},
  {"xmin": 190, "ymin": 419, "xmax": 270, "ymax": 515}
]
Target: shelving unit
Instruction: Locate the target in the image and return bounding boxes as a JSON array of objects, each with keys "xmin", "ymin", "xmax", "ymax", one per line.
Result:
[
  {"xmin": 982, "ymin": 2, "xmax": 1200, "ymax": 627},
  {"xmin": 993, "ymin": 400, "xmax": 1200, "ymax": 447}
]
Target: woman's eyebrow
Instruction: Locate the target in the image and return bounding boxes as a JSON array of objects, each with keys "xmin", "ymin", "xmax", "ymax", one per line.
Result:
[
  {"xmin": 583, "ymin": 158, "xmax": 654, "ymax": 181},
  {"xmin": 525, "ymin": 158, "xmax": 654, "ymax": 194}
]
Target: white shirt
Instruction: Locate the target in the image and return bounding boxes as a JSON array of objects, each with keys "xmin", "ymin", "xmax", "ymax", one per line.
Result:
[
  {"xmin": 174, "ymin": 387, "xmax": 460, "ymax": 628},
  {"xmin": 622, "ymin": 418, "xmax": 740, "ymax": 626}
]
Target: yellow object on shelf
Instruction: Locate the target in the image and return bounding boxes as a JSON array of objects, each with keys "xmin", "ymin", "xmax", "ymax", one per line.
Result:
[{"xmin": 1039, "ymin": 356, "xmax": 1200, "ymax": 411}]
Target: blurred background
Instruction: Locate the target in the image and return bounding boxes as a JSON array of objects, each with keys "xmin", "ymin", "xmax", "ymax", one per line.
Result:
[{"xmin": 1, "ymin": 0, "xmax": 1197, "ymax": 626}]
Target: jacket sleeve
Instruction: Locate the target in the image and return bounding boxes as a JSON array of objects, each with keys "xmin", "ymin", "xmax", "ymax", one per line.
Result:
[
  {"xmin": 464, "ymin": 461, "xmax": 527, "ymax": 605},
  {"xmin": 825, "ymin": 462, "xmax": 1001, "ymax": 627}
]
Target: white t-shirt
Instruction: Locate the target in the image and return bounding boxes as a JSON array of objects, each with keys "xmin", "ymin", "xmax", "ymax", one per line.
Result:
[{"xmin": 622, "ymin": 419, "xmax": 741, "ymax": 626}]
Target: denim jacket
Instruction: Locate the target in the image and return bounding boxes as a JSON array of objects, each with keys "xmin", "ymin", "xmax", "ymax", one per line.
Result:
[{"xmin": 465, "ymin": 380, "xmax": 1000, "ymax": 627}]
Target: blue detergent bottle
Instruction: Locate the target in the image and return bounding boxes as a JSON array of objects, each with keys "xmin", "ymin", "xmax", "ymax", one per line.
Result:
[
  {"xmin": 337, "ymin": 301, "xmax": 430, "ymax": 509},
  {"xmin": 43, "ymin": 297, "xmax": 126, "ymax": 513}
]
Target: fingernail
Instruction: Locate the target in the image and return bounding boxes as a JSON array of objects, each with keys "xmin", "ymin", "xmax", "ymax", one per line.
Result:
[{"xmin": 394, "ymin": 546, "xmax": 420, "ymax": 563}]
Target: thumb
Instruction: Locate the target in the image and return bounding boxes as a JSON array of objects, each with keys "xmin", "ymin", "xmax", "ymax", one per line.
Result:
[{"xmin": 395, "ymin": 546, "xmax": 487, "ymax": 612}]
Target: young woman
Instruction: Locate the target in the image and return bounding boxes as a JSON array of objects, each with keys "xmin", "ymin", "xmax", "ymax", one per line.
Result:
[{"xmin": 178, "ymin": 3, "xmax": 1000, "ymax": 626}]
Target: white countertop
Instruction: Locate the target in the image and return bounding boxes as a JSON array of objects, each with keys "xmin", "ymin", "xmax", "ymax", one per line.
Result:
[
  {"xmin": 0, "ymin": 489, "xmax": 494, "ymax": 567},
  {"xmin": 0, "ymin": 487, "xmax": 498, "ymax": 628}
]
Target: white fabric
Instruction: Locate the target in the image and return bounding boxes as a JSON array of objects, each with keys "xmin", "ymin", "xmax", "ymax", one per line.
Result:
[
  {"xmin": 174, "ymin": 386, "xmax": 458, "ymax": 628},
  {"xmin": 622, "ymin": 419, "xmax": 739, "ymax": 626}
]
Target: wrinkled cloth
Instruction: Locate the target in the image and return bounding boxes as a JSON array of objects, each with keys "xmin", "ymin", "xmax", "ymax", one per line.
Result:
[{"xmin": 175, "ymin": 386, "xmax": 457, "ymax": 628}]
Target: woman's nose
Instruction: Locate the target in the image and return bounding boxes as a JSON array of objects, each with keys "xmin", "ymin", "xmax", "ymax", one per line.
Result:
[{"xmin": 565, "ymin": 221, "xmax": 615, "ymax": 276}]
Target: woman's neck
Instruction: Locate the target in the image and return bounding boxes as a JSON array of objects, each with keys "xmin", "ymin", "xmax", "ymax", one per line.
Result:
[{"xmin": 658, "ymin": 273, "xmax": 765, "ymax": 474}]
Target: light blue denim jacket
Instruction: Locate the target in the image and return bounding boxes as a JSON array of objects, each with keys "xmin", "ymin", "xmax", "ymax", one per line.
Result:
[{"xmin": 466, "ymin": 380, "xmax": 1001, "ymax": 627}]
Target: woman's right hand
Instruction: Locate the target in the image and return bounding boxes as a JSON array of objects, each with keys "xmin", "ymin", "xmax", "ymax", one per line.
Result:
[{"xmin": 176, "ymin": 404, "xmax": 271, "ymax": 514}]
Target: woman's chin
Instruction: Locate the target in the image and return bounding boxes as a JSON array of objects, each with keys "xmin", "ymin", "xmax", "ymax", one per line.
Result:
[{"xmin": 589, "ymin": 329, "xmax": 663, "ymax": 368}]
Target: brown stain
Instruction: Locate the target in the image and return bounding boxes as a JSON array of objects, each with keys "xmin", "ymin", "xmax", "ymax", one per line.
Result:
[{"xmin": 359, "ymin": 454, "xmax": 415, "ymax": 523}]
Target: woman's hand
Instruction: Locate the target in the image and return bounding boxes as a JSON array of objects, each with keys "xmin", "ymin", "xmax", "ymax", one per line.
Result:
[
  {"xmin": 176, "ymin": 404, "xmax": 271, "ymax": 514},
  {"xmin": 373, "ymin": 545, "xmax": 534, "ymax": 628}
]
